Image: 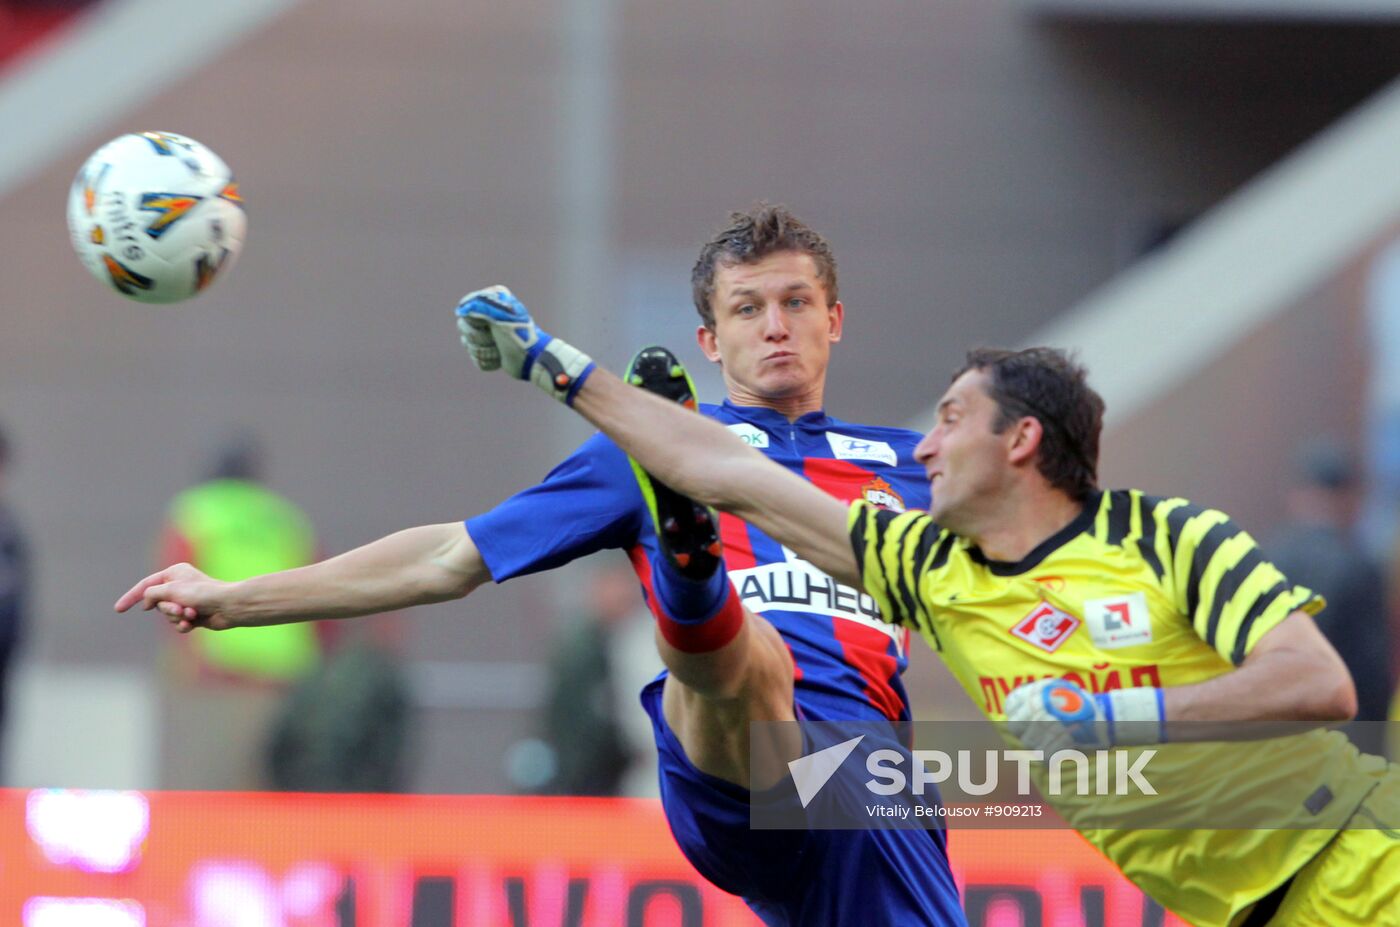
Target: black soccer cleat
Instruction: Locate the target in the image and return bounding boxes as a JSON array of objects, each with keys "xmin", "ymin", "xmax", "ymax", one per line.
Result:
[{"xmin": 624, "ymin": 346, "xmax": 723, "ymax": 581}]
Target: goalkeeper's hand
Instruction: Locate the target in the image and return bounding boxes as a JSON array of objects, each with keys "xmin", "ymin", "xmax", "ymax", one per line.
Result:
[
  {"xmin": 1004, "ymin": 678, "xmax": 1165, "ymax": 753},
  {"xmin": 455, "ymin": 285, "xmax": 595, "ymax": 404}
]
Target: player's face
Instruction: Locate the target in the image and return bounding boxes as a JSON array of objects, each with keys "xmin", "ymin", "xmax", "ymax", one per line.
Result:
[
  {"xmin": 915, "ymin": 370, "xmax": 1017, "ymax": 531},
  {"xmin": 697, "ymin": 252, "xmax": 843, "ymax": 408}
]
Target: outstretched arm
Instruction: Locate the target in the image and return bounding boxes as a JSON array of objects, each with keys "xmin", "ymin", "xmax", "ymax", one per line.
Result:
[
  {"xmin": 1161, "ymin": 610, "xmax": 1356, "ymax": 727},
  {"xmin": 456, "ymin": 286, "xmax": 859, "ymax": 587},
  {"xmin": 1007, "ymin": 611, "xmax": 1356, "ymax": 752},
  {"xmin": 115, "ymin": 522, "xmax": 488, "ymax": 632},
  {"xmin": 575, "ymin": 368, "xmax": 857, "ymax": 586}
]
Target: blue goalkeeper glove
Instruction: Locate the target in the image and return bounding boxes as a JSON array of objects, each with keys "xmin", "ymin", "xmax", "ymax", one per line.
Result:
[
  {"xmin": 455, "ymin": 285, "xmax": 596, "ymax": 404},
  {"xmin": 1004, "ymin": 678, "xmax": 1165, "ymax": 753}
]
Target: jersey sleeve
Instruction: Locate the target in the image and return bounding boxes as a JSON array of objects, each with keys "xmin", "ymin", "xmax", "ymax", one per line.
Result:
[
  {"xmin": 1140, "ymin": 494, "xmax": 1323, "ymax": 665},
  {"xmin": 466, "ymin": 433, "xmax": 643, "ymax": 582},
  {"xmin": 847, "ymin": 500, "xmax": 944, "ymax": 633}
]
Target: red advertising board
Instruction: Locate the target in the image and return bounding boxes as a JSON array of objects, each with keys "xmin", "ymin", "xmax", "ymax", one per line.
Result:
[{"xmin": 0, "ymin": 789, "xmax": 1181, "ymax": 926}]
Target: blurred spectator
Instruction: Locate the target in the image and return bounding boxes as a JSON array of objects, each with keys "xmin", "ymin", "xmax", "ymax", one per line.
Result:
[
  {"xmin": 157, "ymin": 432, "xmax": 322, "ymax": 789},
  {"xmin": 1360, "ymin": 236, "xmax": 1400, "ymax": 560},
  {"xmin": 267, "ymin": 616, "xmax": 412, "ymax": 792},
  {"xmin": 610, "ymin": 588, "xmax": 665, "ymax": 798},
  {"xmin": 160, "ymin": 432, "xmax": 321, "ymax": 682},
  {"xmin": 535, "ymin": 561, "xmax": 643, "ymax": 796},
  {"xmin": 0, "ymin": 424, "xmax": 29, "ymax": 782},
  {"xmin": 1266, "ymin": 439, "xmax": 1391, "ymax": 756}
]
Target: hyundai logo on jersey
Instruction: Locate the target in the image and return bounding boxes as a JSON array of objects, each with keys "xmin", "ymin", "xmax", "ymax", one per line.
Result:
[{"xmin": 826, "ymin": 432, "xmax": 898, "ymax": 466}]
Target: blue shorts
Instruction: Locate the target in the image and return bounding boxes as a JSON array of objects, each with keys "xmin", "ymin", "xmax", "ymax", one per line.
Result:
[{"xmin": 641, "ymin": 677, "xmax": 967, "ymax": 926}]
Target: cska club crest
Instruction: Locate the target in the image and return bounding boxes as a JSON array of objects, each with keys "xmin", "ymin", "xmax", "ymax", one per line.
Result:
[{"xmin": 861, "ymin": 476, "xmax": 905, "ymax": 512}]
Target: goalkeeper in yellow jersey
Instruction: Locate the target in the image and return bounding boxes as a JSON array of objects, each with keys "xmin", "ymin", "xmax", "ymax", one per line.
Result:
[{"xmin": 460, "ymin": 290, "xmax": 1400, "ymax": 927}]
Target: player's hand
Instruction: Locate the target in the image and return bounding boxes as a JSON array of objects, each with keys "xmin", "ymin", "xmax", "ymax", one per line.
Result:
[
  {"xmin": 455, "ymin": 285, "xmax": 535, "ymax": 375},
  {"xmin": 454, "ymin": 285, "xmax": 595, "ymax": 404},
  {"xmin": 113, "ymin": 562, "xmax": 236, "ymax": 633},
  {"xmin": 1005, "ymin": 678, "xmax": 1166, "ymax": 752}
]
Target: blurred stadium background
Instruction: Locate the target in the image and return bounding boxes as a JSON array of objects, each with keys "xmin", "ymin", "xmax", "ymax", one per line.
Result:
[{"xmin": 2, "ymin": 0, "xmax": 1400, "ymax": 923}]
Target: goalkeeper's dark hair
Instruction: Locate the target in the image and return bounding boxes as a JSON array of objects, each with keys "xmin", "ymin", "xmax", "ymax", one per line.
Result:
[
  {"xmin": 691, "ymin": 204, "xmax": 838, "ymax": 328},
  {"xmin": 955, "ymin": 347, "xmax": 1105, "ymax": 501}
]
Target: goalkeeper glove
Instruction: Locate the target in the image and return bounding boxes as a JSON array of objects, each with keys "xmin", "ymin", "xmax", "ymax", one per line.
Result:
[
  {"xmin": 455, "ymin": 285, "xmax": 595, "ymax": 404},
  {"xmin": 1004, "ymin": 678, "xmax": 1165, "ymax": 753}
]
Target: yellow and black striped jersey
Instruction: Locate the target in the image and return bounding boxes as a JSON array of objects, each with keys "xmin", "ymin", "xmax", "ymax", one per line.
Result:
[{"xmin": 849, "ymin": 489, "xmax": 1387, "ymax": 927}]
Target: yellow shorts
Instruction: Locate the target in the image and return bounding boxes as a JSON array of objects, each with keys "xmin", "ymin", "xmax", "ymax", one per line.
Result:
[{"xmin": 1268, "ymin": 767, "xmax": 1400, "ymax": 926}]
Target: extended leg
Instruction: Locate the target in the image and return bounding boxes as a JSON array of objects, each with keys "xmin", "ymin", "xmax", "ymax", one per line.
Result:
[{"xmin": 625, "ymin": 347, "xmax": 801, "ymax": 790}]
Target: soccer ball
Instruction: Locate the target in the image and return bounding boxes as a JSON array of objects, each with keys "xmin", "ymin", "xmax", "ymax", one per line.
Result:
[{"xmin": 66, "ymin": 131, "xmax": 246, "ymax": 304}]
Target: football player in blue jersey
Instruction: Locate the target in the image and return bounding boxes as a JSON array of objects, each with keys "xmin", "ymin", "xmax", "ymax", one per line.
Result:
[{"xmin": 117, "ymin": 205, "xmax": 967, "ymax": 926}]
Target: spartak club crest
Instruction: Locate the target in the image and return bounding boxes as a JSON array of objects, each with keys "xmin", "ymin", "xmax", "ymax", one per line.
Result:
[{"xmin": 1010, "ymin": 602, "xmax": 1079, "ymax": 653}]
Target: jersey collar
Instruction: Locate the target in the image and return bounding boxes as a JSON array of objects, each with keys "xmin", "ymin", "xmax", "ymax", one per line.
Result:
[
  {"xmin": 967, "ymin": 490, "xmax": 1105, "ymax": 576},
  {"xmin": 719, "ymin": 398, "xmax": 831, "ymax": 430}
]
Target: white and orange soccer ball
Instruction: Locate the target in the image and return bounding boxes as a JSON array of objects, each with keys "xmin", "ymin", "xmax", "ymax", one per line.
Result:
[{"xmin": 66, "ymin": 131, "xmax": 246, "ymax": 304}]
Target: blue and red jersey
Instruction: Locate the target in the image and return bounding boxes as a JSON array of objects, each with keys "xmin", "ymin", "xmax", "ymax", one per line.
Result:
[{"xmin": 467, "ymin": 399, "xmax": 931, "ymax": 723}]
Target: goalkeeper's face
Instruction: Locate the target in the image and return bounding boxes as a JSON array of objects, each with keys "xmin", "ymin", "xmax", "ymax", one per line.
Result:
[
  {"xmin": 916, "ymin": 371, "xmax": 1020, "ymax": 533},
  {"xmin": 697, "ymin": 251, "xmax": 844, "ymax": 406}
]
